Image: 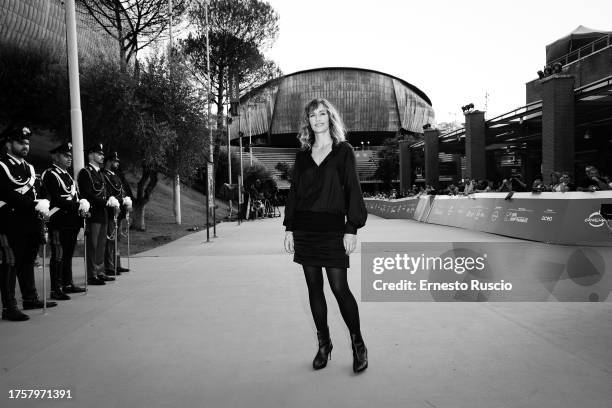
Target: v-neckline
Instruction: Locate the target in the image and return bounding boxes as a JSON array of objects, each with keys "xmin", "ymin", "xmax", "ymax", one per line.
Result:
[
  {"xmin": 310, "ymin": 144, "xmax": 335, "ymax": 167},
  {"xmin": 311, "ymin": 150, "xmax": 332, "ymax": 167}
]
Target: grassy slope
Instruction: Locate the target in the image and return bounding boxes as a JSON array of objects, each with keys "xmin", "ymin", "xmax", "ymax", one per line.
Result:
[
  {"xmin": 123, "ymin": 173, "xmax": 230, "ymax": 255},
  {"xmin": 71, "ymin": 173, "xmax": 230, "ymax": 257}
]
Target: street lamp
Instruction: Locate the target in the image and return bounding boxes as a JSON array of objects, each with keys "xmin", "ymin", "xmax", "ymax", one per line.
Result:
[
  {"xmin": 198, "ymin": 0, "xmax": 215, "ymax": 240},
  {"xmin": 247, "ymin": 103, "xmax": 255, "ymax": 165}
]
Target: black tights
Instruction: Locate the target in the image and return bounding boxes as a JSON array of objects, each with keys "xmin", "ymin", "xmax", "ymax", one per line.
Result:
[{"xmin": 302, "ymin": 265, "xmax": 361, "ymax": 337}]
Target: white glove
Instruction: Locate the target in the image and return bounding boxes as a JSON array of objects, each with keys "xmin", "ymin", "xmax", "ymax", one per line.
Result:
[
  {"xmin": 122, "ymin": 196, "xmax": 132, "ymax": 207},
  {"xmin": 78, "ymin": 199, "xmax": 90, "ymax": 213},
  {"xmin": 106, "ymin": 196, "xmax": 120, "ymax": 208},
  {"xmin": 35, "ymin": 199, "xmax": 50, "ymax": 214}
]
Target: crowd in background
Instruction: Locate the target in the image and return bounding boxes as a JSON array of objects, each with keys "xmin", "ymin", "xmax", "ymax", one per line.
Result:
[{"xmin": 362, "ymin": 164, "xmax": 612, "ymax": 200}]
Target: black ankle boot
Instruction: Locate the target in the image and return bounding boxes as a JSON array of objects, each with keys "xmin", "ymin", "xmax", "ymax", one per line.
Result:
[
  {"xmin": 351, "ymin": 333, "xmax": 368, "ymax": 373},
  {"xmin": 313, "ymin": 329, "xmax": 333, "ymax": 370}
]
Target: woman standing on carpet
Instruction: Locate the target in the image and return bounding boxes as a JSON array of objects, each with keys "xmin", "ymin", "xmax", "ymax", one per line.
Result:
[{"xmin": 283, "ymin": 98, "xmax": 368, "ymax": 374}]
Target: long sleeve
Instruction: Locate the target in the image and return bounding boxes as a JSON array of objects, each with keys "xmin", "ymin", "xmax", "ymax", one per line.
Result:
[
  {"xmin": 283, "ymin": 153, "xmax": 300, "ymax": 232},
  {"xmin": 0, "ymin": 162, "xmax": 36, "ymax": 213},
  {"xmin": 343, "ymin": 145, "xmax": 367, "ymax": 234},
  {"xmin": 42, "ymin": 171, "xmax": 79, "ymax": 213}
]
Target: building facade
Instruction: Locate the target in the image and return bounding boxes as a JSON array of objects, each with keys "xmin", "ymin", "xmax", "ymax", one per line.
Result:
[{"xmin": 0, "ymin": 0, "xmax": 117, "ymax": 60}]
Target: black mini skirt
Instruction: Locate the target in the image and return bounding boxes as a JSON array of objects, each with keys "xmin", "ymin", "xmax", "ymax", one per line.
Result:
[{"xmin": 293, "ymin": 230, "xmax": 349, "ymax": 268}]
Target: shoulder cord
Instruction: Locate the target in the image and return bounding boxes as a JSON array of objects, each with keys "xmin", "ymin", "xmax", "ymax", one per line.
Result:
[
  {"xmin": 0, "ymin": 161, "xmax": 35, "ymax": 188},
  {"xmin": 84, "ymin": 166, "xmax": 105, "ymax": 196},
  {"xmin": 103, "ymin": 171, "xmax": 124, "ymax": 198},
  {"xmin": 43, "ymin": 168, "xmax": 77, "ymax": 197}
]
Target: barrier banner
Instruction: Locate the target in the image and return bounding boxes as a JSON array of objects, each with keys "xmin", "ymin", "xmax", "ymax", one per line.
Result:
[
  {"xmin": 361, "ymin": 242, "xmax": 612, "ymax": 302},
  {"xmin": 367, "ymin": 192, "xmax": 612, "ymax": 246},
  {"xmin": 365, "ymin": 197, "xmax": 419, "ymax": 219},
  {"xmin": 413, "ymin": 195, "xmax": 435, "ymax": 222}
]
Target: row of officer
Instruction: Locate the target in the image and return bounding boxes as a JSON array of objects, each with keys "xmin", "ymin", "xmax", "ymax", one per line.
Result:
[
  {"xmin": 77, "ymin": 143, "xmax": 132, "ymax": 286},
  {"xmin": 1, "ymin": 127, "xmax": 132, "ymax": 322}
]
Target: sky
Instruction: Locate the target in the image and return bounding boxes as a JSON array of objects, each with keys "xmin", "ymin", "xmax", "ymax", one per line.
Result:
[{"xmin": 263, "ymin": 0, "xmax": 612, "ymax": 124}]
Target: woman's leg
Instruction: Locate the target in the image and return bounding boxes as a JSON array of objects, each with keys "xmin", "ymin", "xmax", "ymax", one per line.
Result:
[
  {"xmin": 302, "ymin": 265, "xmax": 327, "ymax": 332},
  {"xmin": 325, "ymin": 267, "xmax": 361, "ymax": 337},
  {"xmin": 327, "ymin": 266, "xmax": 368, "ymax": 373}
]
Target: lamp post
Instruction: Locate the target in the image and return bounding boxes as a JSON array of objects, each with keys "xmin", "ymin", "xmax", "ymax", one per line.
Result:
[
  {"xmin": 168, "ymin": 0, "xmax": 181, "ymax": 225},
  {"xmin": 247, "ymin": 103, "xmax": 253, "ymax": 165},
  {"xmin": 226, "ymin": 79, "xmax": 232, "ymax": 219},
  {"xmin": 199, "ymin": 0, "xmax": 215, "ymax": 241}
]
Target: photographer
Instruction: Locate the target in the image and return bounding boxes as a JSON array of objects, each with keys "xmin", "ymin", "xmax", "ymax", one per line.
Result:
[
  {"xmin": 553, "ymin": 173, "xmax": 576, "ymax": 192},
  {"xmin": 509, "ymin": 173, "xmax": 527, "ymax": 192},
  {"xmin": 581, "ymin": 166, "xmax": 611, "ymax": 191}
]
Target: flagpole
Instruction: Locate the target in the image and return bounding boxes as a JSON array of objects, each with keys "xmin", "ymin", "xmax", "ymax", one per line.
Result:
[{"xmin": 64, "ymin": 0, "xmax": 85, "ymax": 178}]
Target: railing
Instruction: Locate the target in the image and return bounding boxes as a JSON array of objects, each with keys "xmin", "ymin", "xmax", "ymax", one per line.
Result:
[
  {"xmin": 574, "ymin": 74, "xmax": 612, "ymax": 98},
  {"xmin": 550, "ymin": 33, "xmax": 612, "ymax": 67},
  {"xmin": 486, "ymin": 100, "xmax": 543, "ymax": 125}
]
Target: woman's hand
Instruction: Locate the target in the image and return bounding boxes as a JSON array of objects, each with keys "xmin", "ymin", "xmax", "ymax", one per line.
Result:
[
  {"xmin": 344, "ymin": 233, "xmax": 357, "ymax": 255},
  {"xmin": 284, "ymin": 231, "xmax": 294, "ymax": 253}
]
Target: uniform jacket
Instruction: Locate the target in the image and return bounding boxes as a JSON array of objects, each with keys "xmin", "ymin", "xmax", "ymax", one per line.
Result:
[
  {"xmin": 77, "ymin": 164, "xmax": 107, "ymax": 223},
  {"xmin": 102, "ymin": 168, "xmax": 127, "ymax": 220},
  {"xmin": 0, "ymin": 153, "xmax": 46, "ymax": 235},
  {"xmin": 42, "ymin": 164, "xmax": 81, "ymax": 230}
]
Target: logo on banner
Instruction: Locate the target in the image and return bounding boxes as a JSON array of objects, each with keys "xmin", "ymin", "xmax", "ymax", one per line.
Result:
[
  {"xmin": 584, "ymin": 212, "xmax": 605, "ymax": 228},
  {"xmin": 490, "ymin": 210, "xmax": 499, "ymax": 223}
]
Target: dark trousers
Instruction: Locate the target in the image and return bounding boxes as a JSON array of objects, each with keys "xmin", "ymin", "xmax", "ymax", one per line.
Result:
[
  {"xmin": 5, "ymin": 230, "xmax": 40, "ymax": 303},
  {"xmin": 86, "ymin": 219, "xmax": 107, "ymax": 279},
  {"xmin": 49, "ymin": 227, "xmax": 80, "ymax": 288},
  {"xmin": 0, "ymin": 234, "xmax": 17, "ymax": 309}
]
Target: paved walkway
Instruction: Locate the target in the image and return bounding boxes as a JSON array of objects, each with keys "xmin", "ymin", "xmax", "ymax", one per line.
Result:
[{"xmin": 1, "ymin": 214, "xmax": 611, "ymax": 408}]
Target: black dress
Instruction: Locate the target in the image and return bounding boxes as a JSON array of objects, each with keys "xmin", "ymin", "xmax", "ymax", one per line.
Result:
[{"xmin": 283, "ymin": 141, "xmax": 367, "ymax": 268}]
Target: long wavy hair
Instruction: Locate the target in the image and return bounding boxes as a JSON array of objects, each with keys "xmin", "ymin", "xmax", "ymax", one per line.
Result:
[{"xmin": 297, "ymin": 98, "xmax": 346, "ymax": 150}]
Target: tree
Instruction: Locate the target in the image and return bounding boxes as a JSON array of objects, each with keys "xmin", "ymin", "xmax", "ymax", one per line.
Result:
[
  {"xmin": 275, "ymin": 161, "xmax": 293, "ymax": 181},
  {"xmin": 78, "ymin": 54, "xmax": 207, "ymax": 230},
  {"xmin": 182, "ymin": 0, "xmax": 282, "ymax": 129},
  {"xmin": 0, "ymin": 44, "xmax": 68, "ymax": 135},
  {"xmin": 244, "ymin": 162, "xmax": 276, "ymax": 194},
  {"xmin": 374, "ymin": 137, "xmax": 401, "ymax": 191},
  {"xmin": 130, "ymin": 114, "xmax": 176, "ymax": 230},
  {"xmin": 130, "ymin": 54, "xmax": 208, "ymax": 230},
  {"xmin": 78, "ymin": 0, "xmax": 187, "ymax": 70}
]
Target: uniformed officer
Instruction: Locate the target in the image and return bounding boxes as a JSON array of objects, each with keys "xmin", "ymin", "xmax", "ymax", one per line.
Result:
[
  {"xmin": 0, "ymin": 126, "xmax": 57, "ymax": 319},
  {"xmin": 0, "ymin": 162, "xmax": 28, "ymax": 321},
  {"xmin": 102, "ymin": 151, "xmax": 132, "ymax": 275},
  {"xmin": 77, "ymin": 143, "xmax": 117, "ymax": 285},
  {"xmin": 42, "ymin": 142, "xmax": 90, "ymax": 300}
]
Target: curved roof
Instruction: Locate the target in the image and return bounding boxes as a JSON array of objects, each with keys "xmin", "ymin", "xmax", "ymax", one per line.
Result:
[
  {"xmin": 230, "ymin": 67, "xmax": 435, "ymax": 140},
  {"xmin": 242, "ymin": 67, "xmax": 432, "ymax": 106}
]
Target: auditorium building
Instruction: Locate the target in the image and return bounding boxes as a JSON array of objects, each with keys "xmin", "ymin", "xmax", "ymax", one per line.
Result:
[
  {"xmin": 0, "ymin": 0, "xmax": 116, "ymax": 60},
  {"xmin": 228, "ymin": 67, "xmax": 435, "ymax": 189}
]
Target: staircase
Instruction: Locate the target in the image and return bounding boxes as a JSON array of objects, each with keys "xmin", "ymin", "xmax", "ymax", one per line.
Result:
[
  {"xmin": 231, "ymin": 146, "xmax": 381, "ymax": 186},
  {"xmin": 354, "ymin": 150, "xmax": 380, "ymax": 180}
]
